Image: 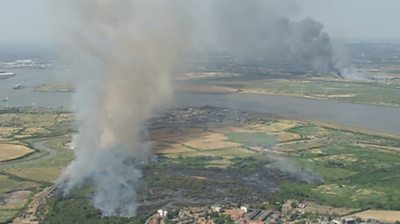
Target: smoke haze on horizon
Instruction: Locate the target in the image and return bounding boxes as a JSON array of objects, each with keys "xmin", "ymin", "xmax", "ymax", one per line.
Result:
[{"xmin": 1, "ymin": 0, "xmax": 400, "ymax": 45}]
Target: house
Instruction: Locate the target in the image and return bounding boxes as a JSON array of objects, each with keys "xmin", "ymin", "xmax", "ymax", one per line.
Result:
[
  {"xmin": 211, "ymin": 205, "xmax": 223, "ymax": 213},
  {"xmin": 240, "ymin": 206, "xmax": 249, "ymax": 213},
  {"xmin": 157, "ymin": 209, "xmax": 168, "ymax": 218},
  {"xmin": 343, "ymin": 217, "xmax": 357, "ymax": 224}
]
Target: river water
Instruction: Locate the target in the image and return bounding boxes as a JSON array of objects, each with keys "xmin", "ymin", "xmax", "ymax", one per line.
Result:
[
  {"xmin": 0, "ymin": 67, "xmax": 72, "ymax": 108},
  {"xmin": 1, "ymin": 68, "xmax": 400, "ymax": 135},
  {"xmin": 174, "ymin": 93, "xmax": 400, "ymax": 136}
]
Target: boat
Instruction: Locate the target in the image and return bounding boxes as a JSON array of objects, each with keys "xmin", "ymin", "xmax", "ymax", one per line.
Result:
[
  {"xmin": 12, "ymin": 84, "xmax": 24, "ymax": 90},
  {"xmin": 0, "ymin": 72, "xmax": 16, "ymax": 79}
]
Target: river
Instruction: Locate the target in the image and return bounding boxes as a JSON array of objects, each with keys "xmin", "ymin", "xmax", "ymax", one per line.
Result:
[
  {"xmin": 1, "ymin": 68, "xmax": 400, "ymax": 135},
  {"xmin": 174, "ymin": 93, "xmax": 400, "ymax": 136}
]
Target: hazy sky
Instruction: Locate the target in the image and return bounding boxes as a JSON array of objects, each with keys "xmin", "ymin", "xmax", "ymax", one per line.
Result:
[
  {"xmin": 0, "ymin": 0, "xmax": 399, "ymax": 45},
  {"xmin": 0, "ymin": 0, "xmax": 53, "ymax": 45},
  {"xmin": 298, "ymin": 0, "xmax": 400, "ymax": 41}
]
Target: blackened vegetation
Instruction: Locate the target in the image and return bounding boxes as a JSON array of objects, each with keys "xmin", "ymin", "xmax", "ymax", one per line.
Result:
[
  {"xmin": 143, "ymin": 107, "xmax": 307, "ymax": 207},
  {"xmin": 150, "ymin": 106, "xmax": 249, "ymax": 126},
  {"xmin": 143, "ymin": 157, "xmax": 284, "ymax": 206}
]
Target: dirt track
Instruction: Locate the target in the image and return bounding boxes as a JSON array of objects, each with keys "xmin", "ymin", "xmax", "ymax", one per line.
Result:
[{"xmin": 0, "ymin": 138, "xmax": 60, "ymax": 168}]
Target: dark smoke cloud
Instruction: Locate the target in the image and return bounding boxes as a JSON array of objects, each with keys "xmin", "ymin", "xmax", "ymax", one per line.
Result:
[{"xmin": 212, "ymin": 0, "xmax": 340, "ymax": 74}]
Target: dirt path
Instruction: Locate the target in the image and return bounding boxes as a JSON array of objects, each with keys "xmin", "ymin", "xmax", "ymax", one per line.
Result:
[
  {"xmin": 12, "ymin": 187, "xmax": 52, "ymax": 224},
  {"xmin": 32, "ymin": 139, "xmax": 58, "ymax": 159}
]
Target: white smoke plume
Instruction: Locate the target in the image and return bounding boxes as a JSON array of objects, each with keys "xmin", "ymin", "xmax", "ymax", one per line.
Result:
[
  {"xmin": 270, "ymin": 155, "xmax": 323, "ymax": 184},
  {"xmin": 57, "ymin": 0, "xmax": 191, "ymax": 217},
  {"xmin": 55, "ymin": 0, "xmax": 341, "ymax": 218}
]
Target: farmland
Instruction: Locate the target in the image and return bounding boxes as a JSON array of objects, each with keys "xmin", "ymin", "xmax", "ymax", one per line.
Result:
[
  {"xmin": 348, "ymin": 210, "xmax": 400, "ymax": 223},
  {"xmin": 181, "ymin": 73, "xmax": 400, "ymax": 108},
  {"xmin": 2, "ymin": 107, "xmax": 400, "ymax": 223},
  {"xmin": 0, "ymin": 144, "xmax": 33, "ymax": 162},
  {"xmin": 0, "ymin": 108, "xmax": 74, "ymax": 223}
]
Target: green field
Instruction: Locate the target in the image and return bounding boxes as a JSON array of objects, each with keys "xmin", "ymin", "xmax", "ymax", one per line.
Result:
[
  {"xmin": 0, "ymin": 109, "xmax": 74, "ymax": 223},
  {"xmin": 2, "ymin": 108, "xmax": 400, "ymax": 223},
  {"xmin": 190, "ymin": 76, "xmax": 400, "ymax": 107},
  {"xmin": 227, "ymin": 132, "xmax": 277, "ymax": 147},
  {"xmin": 276, "ymin": 124, "xmax": 400, "ymax": 210},
  {"xmin": 245, "ymin": 78, "xmax": 400, "ymax": 107}
]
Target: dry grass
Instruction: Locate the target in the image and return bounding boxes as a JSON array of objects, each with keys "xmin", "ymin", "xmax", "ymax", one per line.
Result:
[
  {"xmin": 177, "ymin": 72, "xmax": 240, "ymax": 80},
  {"xmin": 219, "ymin": 122, "xmax": 301, "ymax": 144},
  {"xmin": 0, "ymin": 190, "xmax": 32, "ymax": 210},
  {"xmin": 351, "ymin": 189, "xmax": 385, "ymax": 201},
  {"xmin": 257, "ymin": 120, "xmax": 299, "ymax": 132},
  {"xmin": 275, "ymin": 132, "xmax": 301, "ymax": 142},
  {"xmin": 178, "ymin": 85, "xmax": 237, "ymax": 94},
  {"xmin": 304, "ymin": 202, "xmax": 356, "ymax": 216},
  {"xmin": 150, "ymin": 128, "xmax": 187, "ymax": 142},
  {"xmin": 184, "ymin": 133, "xmax": 242, "ymax": 150},
  {"xmin": 57, "ymin": 113, "xmax": 75, "ymax": 123},
  {"xmin": 314, "ymin": 184, "xmax": 356, "ymax": 196},
  {"xmin": 0, "ymin": 128, "xmax": 22, "ymax": 140},
  {"xmin": 307, "ymin": 148, "xmax": 324, "ymax": 154},
  {"xmin": 18, "ymin": 127, "xmax": 50, "ymax": 137},
  {"xmin": 240, "ymin": 88, "xmax": 277, "ymax": 95},
  {"xmin": 11, "ymin": 187, "xmax": 52, "ymax": 224},
  {"xmin": 35, "ymin": 82, "xmax": 75, "ymax": 92},
  {"xmin": 0, "ymin": 144, "xmax": 34, "ymax": 162},
  {"xmin": 356, "ymin": 143, "xmax": 400, "ymax": 153},
  {"xmin": 182, "ymin": 147, "xmax": 255, "ymax": 159},
  {"xmin": 0, "ymin": 210, "xmax": 19, "ymax": 224},
  {"xmin": 154, "ymin": 143, "xmax": 195, "ymax": 155},
  {"xmin": 150, "ymin": 127, "xmax": 210, "ymax": 142},
  {"xmin": 313, "ymin": 154, "xmax": 358, "ymax": 163},
  {"xmin": 350, "ymin": 210, "xmax": 400, "ymax": 223},
  {"xmin": 218, "ymin": 127, "xmax": 257, "ymax": 134},
  {"xmin": 0, "ymin": 174, "xmax": 38, "ymax": 195},
  {"xmin": 0, "ymin": 114, "xmax": 58, "ymax": 127}
]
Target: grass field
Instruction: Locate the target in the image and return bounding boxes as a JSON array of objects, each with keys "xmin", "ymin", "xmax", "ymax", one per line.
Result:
[
  {"xmin": 3, "ymin": 108, "xmax": 400, "ymax": 223},
  {"xmin": 239, "ymin": 79, "xmax": 400, "ymax": 107},
  {"xmin": 151, "ymin": 118, "xmax": 400, "ymax": 212},
  {"xmin": 184, "ymin": 133, "xmax": 242, "ymax": 150},
  {"xmin": 227, "ymin": 132, "xmax": 277, "ymax": 147},
  {"xmin": 35, "ymin": 82, "xmax": 75, "ymax": 92},
  {"xmin": 4, "ymin": 137, "xmax": 74, "ymax": 183},
  {"xmin": 0, "ymin": 144, "xmax": 34, "ymax": 162},
  {"xmin": 349, "ymin": 210, "xmax": 400, "ymax": 223},
  {"xmin": 0, "ymin": 110, "xmax": 74, "ymax": 223},
  {"xmin": 189, "ymin": 75, "xmax": 400, "ymax": 107}
]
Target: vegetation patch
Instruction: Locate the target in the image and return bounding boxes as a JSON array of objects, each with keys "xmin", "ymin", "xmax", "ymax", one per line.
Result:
[
  {"xmin": 227, "ymin": 132, "xmax": 277, "ymax": 147},
  {"xmin": 0, "ymin": 144, "xmax": 34, "ymax": 162},
  {"xmin": 349, "ymin": 210, "xmax": 400, "ymax": 223},
  {"xmin": 184, "ymin": 133, "xmax": 242, "ymax": 150}
]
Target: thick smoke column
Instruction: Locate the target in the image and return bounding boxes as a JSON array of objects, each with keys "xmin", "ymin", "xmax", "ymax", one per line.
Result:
[
  {"xmin": 212, "ymin": 0, "xmax": 340, "ymax": 75},
  {"xmin": 58, "ymin": 0, "xmax": 190, "ymax": 217},
  {"xmin": 57, "ymin": 0, "xmax": 341, "ymax": 218}
]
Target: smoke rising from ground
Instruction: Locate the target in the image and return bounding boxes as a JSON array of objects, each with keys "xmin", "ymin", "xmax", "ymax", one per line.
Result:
[
  {"xmin": 58, "ymin": 0, "xmax": 191, "ymax": 217},
  {"xmin": 270, "ymin": 155, "xmax": 323, "ymax": 184},
  {"xmin": 57, "ymin": 0, "xmax": 341, "ymax": 217},
  {"xmin": 212, "ymin": 0, "xmax": 340, "ymax": 74}
]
